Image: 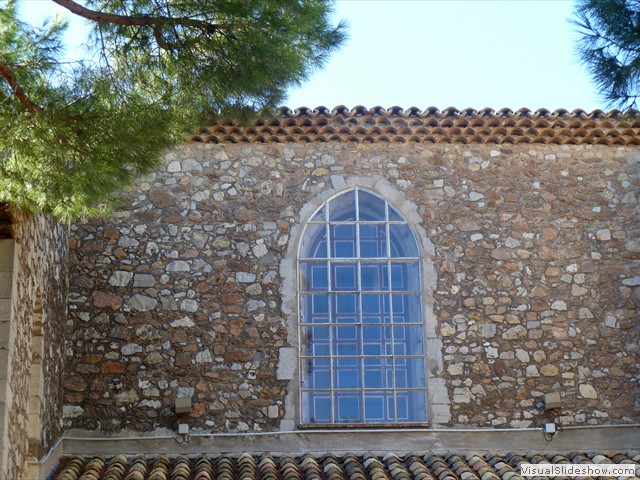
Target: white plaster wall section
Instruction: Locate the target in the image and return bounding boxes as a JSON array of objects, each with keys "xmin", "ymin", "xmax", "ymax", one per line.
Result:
[{"xmin": 280, "ymin": 174, "xmax": 450, "ymax": 429}]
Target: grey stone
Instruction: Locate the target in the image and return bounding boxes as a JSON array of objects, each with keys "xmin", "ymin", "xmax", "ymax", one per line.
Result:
[
  {"xmin": 166, "ymin": 260, "xmax": 190, "ymax": 272},
  {"xmin": 121, "ymin": 343, "xmax": 143, "ymax": 355},
  {"xmin": 128, "ymin": 294, "xmax": 157, "ymax": 312},
  {"xmin": 133, "ymin": 274, "xmax": 155, "ymax": 288},
  {"xmin": 180, "ymin": 299, "xmax": 198, "ymax": 313},
  {"xmin": 502, "ymin": 325, "xmax": 526, "ymax": 340}
]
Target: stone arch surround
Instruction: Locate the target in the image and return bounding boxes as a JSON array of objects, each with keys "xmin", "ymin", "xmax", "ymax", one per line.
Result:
[{"xmin": 279, "ymin": 175, "xmax": 451, "ymax": 429}]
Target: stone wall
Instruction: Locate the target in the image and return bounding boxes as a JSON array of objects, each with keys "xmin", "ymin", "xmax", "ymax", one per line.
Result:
[
  {"xmin": 0, "ymin": 210, "xmax": 68, "ymax": 480},
  {"xmin": 65, "ymin": 141, "xmax": 639, "ymax": 434}
]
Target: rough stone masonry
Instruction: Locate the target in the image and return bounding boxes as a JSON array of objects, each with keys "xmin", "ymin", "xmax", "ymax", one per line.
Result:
[{"xmin": 65, "ymin": 140, "xmax": 639, "ymax": 434}]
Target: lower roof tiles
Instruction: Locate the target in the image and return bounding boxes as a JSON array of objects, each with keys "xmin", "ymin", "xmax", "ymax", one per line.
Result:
[{"xmin": 50, "ymin": 451, "xmax": 640, "ymax": 480}]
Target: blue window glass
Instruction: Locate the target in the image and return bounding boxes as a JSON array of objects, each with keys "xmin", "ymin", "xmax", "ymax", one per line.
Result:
[{"xmin": 299, "ymin": 189, "xmax": 426, "ymax": 424}]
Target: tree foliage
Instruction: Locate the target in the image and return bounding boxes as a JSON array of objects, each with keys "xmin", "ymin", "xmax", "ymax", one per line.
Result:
[
  {"xmin": 573, "ymin": 0, "xmax": 640, "ymax": 110},
  {"xmin": 0, "ymin": 0, "xmax": 346, "ymax": 220}
]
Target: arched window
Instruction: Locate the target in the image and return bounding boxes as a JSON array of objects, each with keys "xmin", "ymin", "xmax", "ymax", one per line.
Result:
[{"xmin": 298, "ymin": 188, "xmax": 427, "ymax": 425}]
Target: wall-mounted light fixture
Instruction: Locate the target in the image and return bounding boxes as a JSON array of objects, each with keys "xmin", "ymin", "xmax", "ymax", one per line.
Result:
[
  {"xmin": 541, "ymin": 392, "xmax": 562, "ymax": 442},
  {"xmin": 174, "ymin": 396, "xmax": 192, "ymax": 414}
]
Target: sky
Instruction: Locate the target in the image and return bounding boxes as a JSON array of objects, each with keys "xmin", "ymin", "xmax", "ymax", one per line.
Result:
[{"xmin": 19, "ymin": 0, "xmax": 603, "ymax": 112}]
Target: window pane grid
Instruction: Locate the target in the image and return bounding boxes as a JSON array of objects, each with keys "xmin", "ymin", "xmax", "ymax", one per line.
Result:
[{"xmin": 299, "ymin": 189, "xmax": 426, "ymax": 424}]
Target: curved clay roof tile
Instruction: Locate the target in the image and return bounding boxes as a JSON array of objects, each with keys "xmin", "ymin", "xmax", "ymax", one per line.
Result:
[
  {"xmin": 533, "ymin": 118, "xmax": 550, "ymax": 128},
  {"xmin": 485, "ymin": 118, "xmax": 501, "ymax": 127},
  {"xmin": 424, "ymin": 106, "xmax": 440, "ymax": 115},
  {"xmin": 442, "ymin": 106, "xmax": 458, "ymax": 116},
  {"xmin": 318, "ymin": 125, "xmax": 335, "ymax": 134},
  {"xmin": 312, "ymin": 117, "xmax": 329, "ymax": 126},
  {"xmin": 352, "ymin": 105, "xmax": 369, "ymax": 114},
  {"xmin": 391, "ymin": 135, "xmax": 406, "ymax": 143},
  {"xmin": 461, "ymin": 107, "xmax": 477, "ymax": 115},
  {"xmin": 478, "ymin": 107, "xmax": 495, "ymax": 116},
  {"xmin": 496, "ymin": 108, "xmax": 513, "ymax": 116},
  {"xmin": 440, "ymin": 118, "xmax": 454, "ymax": 127},
  {"xmin": 515, "ymin": 107, "xmax": 531, "ymax": 115},
  {"xmin": 371, "ymin": 105, "xmax": 387, "ymax": 114},
  {"xmin": 375, "ymin": 116, "xmax": 390, "ymax": 125},
  {"xmin": 552, "ymin": 108, "xmax": 569, "ymax": 116},
  {"xmin": 534, "ymin": 108, "xmax": 551, "ymax": 116},
  {"xmin": 387, "ymin": 106, "xmax": 404, "ymax": 115},
  {"xmin": 408, "ymin": 118, "xmax": 424, "ymax": 126},
  {"xmin": 406, "ymin": 106, "xmax": 422, "ymax": 115}
]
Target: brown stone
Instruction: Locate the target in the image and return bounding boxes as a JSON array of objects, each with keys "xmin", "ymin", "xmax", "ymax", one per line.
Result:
[
  {"xmin": 221, "ymin": 293, "xmax": 243, "ymax": 305},
  {"xmin": 175, "ymin": 353, "xmax": 191, "ymax": 367},
  {"xmin": 491, "ymin": 248, "xmax": 511, "ymax": 260},
  {"xmin": 149, "ymin": 191, "xmax": 174, "ymax": 208},
  {"xmin": 101, "ymin": 362, "xmax": 126, "ymax": 374},
  {"xmin": 63, "ymin": 376, "xmax": 87, "ymax": 392},
  {"xmin": 91, "ymin": 291, "xmax": 123, "ymax": 310},
  {"xmin": 225, "ymin": 347, "xmax": 252, "ymax": 362},
  {"xmin": 494, "ymin": 360, "xmax": 509, "ymax": 376},
  {"xmin": 538, "ymin": 247, "xmax": 559, "ymax": 261},
  {"xmin": 541, "ymin": 227, "xmax": 558, "ymax": 241},
  {"xmin": 456, "ymin": 219, "xmax": 481, "ymax": 232}
]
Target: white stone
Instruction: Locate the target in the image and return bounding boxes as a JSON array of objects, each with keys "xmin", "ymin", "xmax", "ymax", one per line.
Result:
[
  {"xmin": 525, "ymin": 365, "xmax": 540, "ymax": 377},
  {"xmin": 170, "ymin": 316, "xmax": 195, "ymax": 328},
  {"xmin": 63, "ymin": 405, "xmax": 84, "ymax": 418},
  {"xmin": 578, "ymin": 307, "xmax": 593, "ymax": 320},
  {"xmin": 236, "ymin": 272, "xmax": 257, "ymax": 283},
  {"xmin": 182, "ymin": 158, "xmax": 203, "ymax": 172},
  {"xmin": 515, "ymin": 349, "xmax": 530, "ymax": 362},
  {"xmin": 470, "ymin": 233, "xmax": 483, "ymax": 242},
  {"xmin": 596, "ymin": 229, "xmax": 611, "ymax": 241},
  {"xmin": 267, "ymin": 405, "xmax": 279, "ymax": 419},
  {"xmin": 469, "ymin": 192, "xmax": 484, "ymax": 201},
  {"xmin": 551, "ymin": 300, "xmax": 567, "ymax": 311},
  {"xmin": 167, "ymin": 161, "xmax": 181, "ymax": 173},
  {"xmin": 277, "ymin": 347, "xmax": 296, "ymax": 380},
  {"xmin": 490, "ymin": 149, "xmax": 500, "ymax": 157},
  {"xmin": 252, "ymin": 243, "xmax": 268, "ymax": 258},
  {"xmin": 433, "ymin": 179, "xmax": 444, "ymax": 188},
  {"xmin": 571, "ymin": 285, "xmax": 588, "ymax": 296},
  {"xmin": 447, "ymin": 363, "xmax": 464, "ymax": 375},
  {"xmin": 108, "ymin": 271, "xmax": 132, "ymax": 287},
  {"xmin": 579, "ymin": 384, "xmax": 598, "ymax": 399},
  {"xmin": 623, "ymin": 276, "xmax": 640, "ymax": 286},
  {"xmin": 196, "ymin": 349, "xmax": 212, "ymax": 363}
]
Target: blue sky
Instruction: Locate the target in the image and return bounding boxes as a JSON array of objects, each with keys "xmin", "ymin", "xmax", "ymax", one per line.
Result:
[
  {"xmin": 20, "ymin": 0, "xmax": 603, "ymax": 112},
  {"xmin": 286, "ymin": 1, "xmax": 602, "ymax": 111}
]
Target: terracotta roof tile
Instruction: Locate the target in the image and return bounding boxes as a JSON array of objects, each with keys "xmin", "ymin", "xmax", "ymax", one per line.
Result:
[
  {"xmin": 190, "ymin": 107, "xmax": 640, "ymax": 146},
  {"xmin": 49, "ymin": 452, "xmax": 640, "ymax": 480}
]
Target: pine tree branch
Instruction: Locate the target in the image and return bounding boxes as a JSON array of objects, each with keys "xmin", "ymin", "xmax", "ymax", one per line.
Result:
[
  {"xmin": 51, "ymin": 0, "xmax": 227, "ymax": 32},
  {"xmin": 0, "ymin": 59, "xmax": 44, "ymax": 113}
]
